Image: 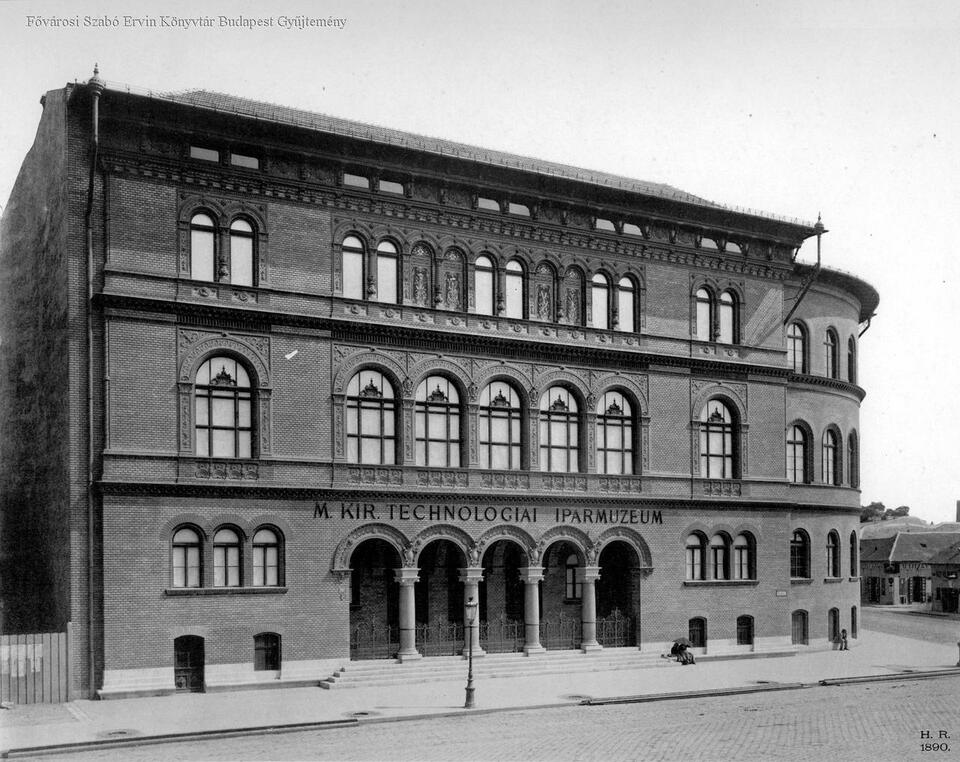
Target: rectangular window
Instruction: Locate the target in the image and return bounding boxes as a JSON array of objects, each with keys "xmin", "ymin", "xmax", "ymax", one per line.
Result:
[
  {"xmin": 230, "ymin": 153, "xmax": 260, "ymax": 170},
  {"xmin": 595, "ymin": 218, "xmax": 616, "ymax": 232},
  {"xmin": 508, "ymin": 203, "xmax": 530, "ymax": 216},
  {"xmin": 379, "ymin": 180, "xmax": 404, "ymax": 195},
  {"xmin": 477, "ymin": 197, "xmax": 500, "ymax": 212},
  {"xmin": 377, "ymin": 255, "xmax": 397, "ymax": 303},
  {"xmin": 343, "ymin": 173, "xmax": 370, "ymax": 189},
  {"xmin": 190, "ymin": 146, "xmax": 220, "ymax": 162},
  {"xmin": 230, "ymin": 236, "xmax": 254, "ymax": 286}
]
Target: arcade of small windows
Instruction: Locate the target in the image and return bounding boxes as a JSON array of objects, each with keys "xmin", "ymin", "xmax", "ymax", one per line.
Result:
[
  {"xmin": 787, "ymin": 323, "xmax": 858, "ymax": 383},
  {"xmin": 188, "ymin": 212, "xmax": 258, "ymax": 286},
  {"xmin": 684, "ymin": 531, "xmax": 756, "ymax": 581},
  {"xmin": 695, "ymin": 287, "xmax": 739, "ymax": 344},
  {"xmin": 336, "ymin": 236, "xmax": 643, "ymax": 332},
  {"xmin": 170, "ymin": 525, "xmax": 283, "ymax": 590},
  {"xmin": 788, "ymin": 527, "xmax": 849, "ymax": 582},
  {"xmin": 786, "ymin": 421, "xmax": 858, "ymax": 488}
]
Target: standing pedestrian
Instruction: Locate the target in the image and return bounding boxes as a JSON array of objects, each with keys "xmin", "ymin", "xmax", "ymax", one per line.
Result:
[{"xmin": 839, "ymin": 628, "xmax": 849, "ymax": 650}]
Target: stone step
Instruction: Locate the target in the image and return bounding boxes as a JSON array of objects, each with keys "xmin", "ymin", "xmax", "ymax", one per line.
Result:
[{"xmin": 321, "ymin": 649, "xmax": 666, "ymax": 689}]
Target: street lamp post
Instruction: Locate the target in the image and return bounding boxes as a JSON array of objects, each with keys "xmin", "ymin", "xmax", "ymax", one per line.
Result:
[{"xmin": 464, "ymin": 596, "xmax": 478, "ymax": 709}]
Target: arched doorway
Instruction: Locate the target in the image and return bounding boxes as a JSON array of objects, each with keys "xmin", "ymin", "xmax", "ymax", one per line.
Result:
[
  {"xmin": 791, "ymin": 610, "xmax": 808, "ymax": 645},
  {"xmin": 414, "ymin": 539, "xmax": 466, "ymax": 656},
  {"xmin": 540, "ymin": 541, "xmax": 583, "ymax": 650},
  {"xmin": 174, "ymin": 635, "xmax": 204, "ymax": 693},
  {"xmin": 349, "ymin": 539, "xmax": 401, "ymax": 659},
  {"xmin": 479, "ymin": 539, "xmax": 525, "ymax": 653},
  {"xmin": 596, "ymin": 541, "xmax": 641, "ymax": 647}
]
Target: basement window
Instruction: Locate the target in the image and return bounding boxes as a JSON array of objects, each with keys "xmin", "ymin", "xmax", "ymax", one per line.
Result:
[{"xmin": 190, "ymin": 146, "xmax": 220, "ymax": 162}]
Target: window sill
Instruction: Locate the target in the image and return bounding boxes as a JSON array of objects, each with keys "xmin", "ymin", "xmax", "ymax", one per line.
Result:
[
  {"xmin": 823, "ymin": 577, "xmax": 843, "ymax": 583},
  {"xmin": 683, "ymin": 580, "xmax": 758, "ymax": 587},
  {"xmin": 165, "ymin": 587, "xmax": 287, "ymax": 597},
  {"xmin": 848, "ymin": 576, "xmax": 860, "ymax": 582},
  {"xmin": 790, "ymin": 578, "xmax": 813, "ymax": 585}
]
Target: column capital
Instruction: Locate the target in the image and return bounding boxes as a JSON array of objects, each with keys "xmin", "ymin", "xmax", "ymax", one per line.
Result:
[
  {"xmin": 395, "ymin": 567, "xmax": 421, "ymax": 585},
  {"xmin": 579, "ymin": 565, "xmax": 602, "ymax": 583},
  {"xmin": 459, "ymin": 566, "xmax": 485, "ymax": 584},
  {"xmin": 519, "ymin": 567, "xmax": 544, "ymax": 583}
]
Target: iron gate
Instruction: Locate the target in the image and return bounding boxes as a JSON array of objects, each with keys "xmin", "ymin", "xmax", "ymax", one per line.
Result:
[
  {"xmin": 596, "ymin": 609, "xmax": 637, "ymax": 648},
  {"xmin": 539, "ymin": 612, "xmax": 581, "ymax": 650},
  {"xmin": 415, "ymin": 621, "xmax": 464, "ymax": 657},
  {"xmin": 350, "ymin": 621, "xmax": 400, "ymax": 660},
  {"xmin": 479, "ymin": 618, "xmax": 524, "ymax": 653}
]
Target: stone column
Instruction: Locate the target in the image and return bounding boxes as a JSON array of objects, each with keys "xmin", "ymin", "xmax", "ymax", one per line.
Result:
[
  {"xmin": 580, "ymin": 566, "xmax": 603, "ymax": 653},
  {"xmin": 459, "ymin": 567, "xmax": 486, "ymax": 657},
  {"xmin": 519, "ymin": 567, "xmax": 546, "ymax": 655},
  {"xmin": 396, "ymin": 568, "xmax": 421, "ymax": 662}
]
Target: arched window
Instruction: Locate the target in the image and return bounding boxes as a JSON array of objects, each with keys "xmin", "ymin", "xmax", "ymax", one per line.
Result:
[
  {"xmin": 475, "ymin": 255, "xmax": 495, "ymax": 316},
  {"xmin": 213, "ymin": 527, "xmax": 241, "ymax": 587},
  {"xmin": 733, "ymin": 533, "xmax": 755, "ymax": 580},
  {"xmin": 478, "ymin": 381, "xmax": 522, "ymax": 470},
  {"xmin": 699, "ymin": 400, "xmax": 736, "ymax": 479},
  {"xmin": 718, "ymin": 290, "xmax": 737, "ymax": 344},
  {"xmin": 592, "ymin": 274, "xmax": 610, "ymax": 329},
  {"xmin": 341, "ymin": 235, "xmax": 365, "ymax": 300},
  {"xmin": 790, "ymin": 530, "xmax": 810, "ymax": 578},
  {"xmin": 539, "ymin": 387, "xmax": 579, "ymax": 473},
  {"xmin": 828, "ymin": 608, "xmax": 840, "ymax": 642},
  {"xmin": 695, "ymin": 288, "xmax": 712, "ymax": 341},
  {"xmin": 786, "ymin": 425, "xmax": 808, "ymax": 483},
  {"xmin": 195, "ymin": 356, "xmax": 253, "ymax": 459},
  {"xmin": 688, "ymin": 617, "xmax": 707, "ymax": 648},
  {"xmin": 376, "ymin": 241, "xmax": 398, "ymax": 303},
  {"xmin": 253, "ymin": 527, "xmax": 281, "ymax": 587},
  {"xmin": 685, "ymin": 533, "xmax": 706, "ymax": 580},
  {"xmin": 565, "ymin": 553, "xmax": 582, "ymax": 600},
  {"xmin": 848, "ymin": 432, "xmax": 859, "ymax": 488},
  {"xmin": 190, "ymin": 213, "xmax": 216, "ymax": 282},
  {"xmin": 824, "ymin": 329, "xmax": 839, "ymax": 379},
  {"xmin": 346, "ymin": 370, "xmax": 396, "ymax": 464},
  {"xmin": 822, "ymin": 429, "xmax": 840, "ymax": 485},
  {"xmin": 787, "ymin": 322, "xmax": 807, "ymax": 373},
  {"xmin": 415, "ymin": 376, "xmax": 461, "ymax": 467},
  {"xmin": 254, "ymin": 633, "xmax": 281, "ymax": 671},
  {"xmin": 736, "ymin": 615, "xmax": 754, "ymax": 646},
  {"xmin": 709, "ymin": 533, "xmax": 729, "ymax": 580},
  {"xmin": 617, "ymin": 277, "xmax": 635, "ymax": 333},
  {"xmin": 504, "ymin": 260, "xmax": 525, "ymax": 318},
  {"xmin": 229, "ymin": 218, "xmax": 254, "ymax": 286},
  {"xmin": 847, "ymin": 336, "xmax": 857, "ymax": 383},
  {"xmin": 595, "ymin": 391, "xmax": 633, "ymax": 475},
  {"xmin": 826, "ymin": 530, "xmax": 841, "ymax": 578},
  {"xmin": 172, "ymin": 527, "xmax": 202, "ymax": 588},
  {"xmin": 849, "ymin": 530, "xmax": 858, "ymax": 577}
]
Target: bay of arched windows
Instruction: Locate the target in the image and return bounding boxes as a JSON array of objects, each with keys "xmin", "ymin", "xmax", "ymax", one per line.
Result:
[
  {"xmin": 195, "ymin": 356, "xmax": 253, "ymax": 459},
  {"xmin": 346, "ymin": 370, "xmax": 396, "ymax": 464},
  {"xmin": 539, "ymin": 387, "xmax": 579, "ymax": 473},
  {"xmin": 592, "ymin": 274, "xmax": 611, "ymax": 329},
  {"xmin": 699, "ymin": 400, "xmax": 736, "ymax": 479},
  {"xmin": 415, "ymin": 376, "xmax": 461, "ymax": 467},
  {"xmin": 822, "ymin": 429, "xmax": 840, "ymax": 485},
  {"xmin": 171, "ymin": 525, "xmax": 284, "ymax": 591},
  {"xmin": 596, "ymin": 391, "xmax": 633, "ymax": 475},
  {"xmin": 189, "ymin": 213, "xmax": 257, "ymax": 286},
  {"xmin": 478, "ymin": 381, "xmax": 522, "ymax": 469},
  {"xmin": 695, "ymin": 287, "xmax": 738, "ymax": 344},
  {"xmin": 341, "ymin": 235, "xmax": 365, "ymax": 300},
  {"xmin": 786, "ymin": 424, "xmax": 808, "ymax": 483},
  {"xmin": 787, "ymin": 322, "xmax": 807, "ymax": 373},
  {"xmin": 504, "ymin": 260, "xmax": 525, "ymax": 318},
  {"xmin": 824, "ymin": 329, "xmax": 839, "ymax": 379},
  {"xmin": 474, "ymin": 255, "xmax": 496, "ymax": 316}
]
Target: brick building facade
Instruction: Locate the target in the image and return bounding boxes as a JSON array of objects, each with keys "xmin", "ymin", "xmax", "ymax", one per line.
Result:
[{"xmin": 0, "ymin": 73, "xmax": 879, "ymax": 698}]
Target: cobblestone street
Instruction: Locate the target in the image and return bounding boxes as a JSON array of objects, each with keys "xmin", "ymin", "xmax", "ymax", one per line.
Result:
[{"xmin": 51, "ymin": 675, "xmax": 960, "ymax": 762}]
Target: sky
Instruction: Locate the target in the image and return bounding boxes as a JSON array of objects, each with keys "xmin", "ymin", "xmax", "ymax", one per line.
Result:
[{"xmin": 1, "ymin": 0, "xmax": 958, "ymax": 524}]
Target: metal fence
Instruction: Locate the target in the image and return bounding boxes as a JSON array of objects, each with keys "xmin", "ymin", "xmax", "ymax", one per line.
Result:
[
  {"xmin": 596, "ymin": 609, "xmax": 637, "ymax": 648},
  {"xmin": 539, "ymin": 613, "xmax": 582, "ymax": 650},
  {"xmin": 0, "ymin": 631, "xmax": 69, "ymax": 704},
  {"xmin": 415, "ymin": 621, "xmax": 465, "ymax": 657},
  {"xmin": 479, "ymin": 619, "xmax": 524, "ymax": 653},
  {"xmin": 349, "ymin": 621, "xmax": 399, "ymax": 660}
]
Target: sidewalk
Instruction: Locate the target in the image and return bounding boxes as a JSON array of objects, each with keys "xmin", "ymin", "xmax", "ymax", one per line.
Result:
[{"xmin": 2, "ymin": 630, "xmax": 959, "ymax": 756}]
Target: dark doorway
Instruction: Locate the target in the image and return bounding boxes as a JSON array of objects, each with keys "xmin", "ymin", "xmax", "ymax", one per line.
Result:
[
  {"xmin": 479, "ymin": 540, "xmax": 525, "ymax": 653},
  {"xmin": 791, "ymin": 610, "xmax": 808, "ymax": 645},
  {"xmin": 349, "ymin": 538, "xmax": 401, "ymax": 659},
  {"xmin": 174, "ymin": 635, "xmax": 205, "ymax": 693},
  {"xmin": 596, "ymin": 541, "xmax": 640, "ymax": 647},
  {"xmin": 414, "ymin": 540, "xmax": 466, "ymax": 656}
]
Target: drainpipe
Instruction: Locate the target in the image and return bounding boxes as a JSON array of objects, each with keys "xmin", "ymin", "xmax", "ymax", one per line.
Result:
[
  {"xmin": 85, "ymin": 64, "xmax": 104, "ymax": 699},
  {"xmin": 858, "ymin": 317, "xmax": 873, "ymax": 338},
  {"xmin": 782, "ymin": 214, "xmax": 824, "ymax": 326}
]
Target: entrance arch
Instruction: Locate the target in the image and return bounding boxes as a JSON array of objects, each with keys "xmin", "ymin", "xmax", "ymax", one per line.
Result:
[
  {"xmin": 414, "ymin": 539, "xmax": 467, "ymax": 656},
  {"xmin": 479, "ymin": 539, "xmax": 526, "ymax": 653},
  {"xmin": 349, "ymin": 538, "xmax": 401, "ymax": 659},
  {"xmin": 596, "ymin": 540, "xmax": 641, "ymax": 647},
  {"xmin": 540, "ymin": 540, "xmax": 586, "ymax": 650}
]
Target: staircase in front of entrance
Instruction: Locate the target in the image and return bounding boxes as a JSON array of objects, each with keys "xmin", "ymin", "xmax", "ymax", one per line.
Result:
[{"xmin": 320, "ymin": 648, "xmax": 669, "ymax": 690}]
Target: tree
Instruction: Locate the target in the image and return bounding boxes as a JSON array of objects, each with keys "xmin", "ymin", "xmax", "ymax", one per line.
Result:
[{"xmin": 860, "ymin": 502, "xmax": 885, "ymax": 522}]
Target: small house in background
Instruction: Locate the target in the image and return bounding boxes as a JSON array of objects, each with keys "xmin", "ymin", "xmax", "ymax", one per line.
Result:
[{"xmin": 860, "ymin": 532, "xmax": 960, "ymax": 608}]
